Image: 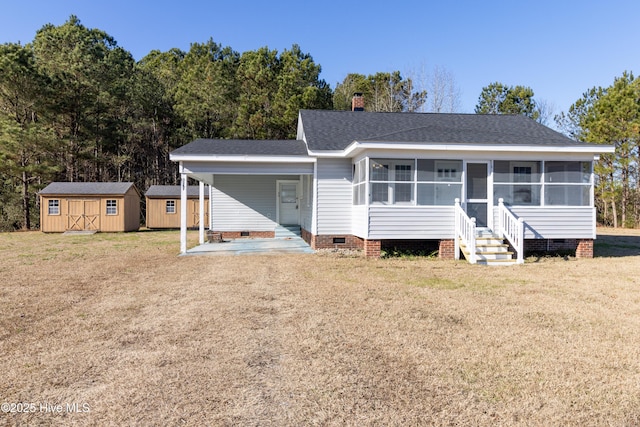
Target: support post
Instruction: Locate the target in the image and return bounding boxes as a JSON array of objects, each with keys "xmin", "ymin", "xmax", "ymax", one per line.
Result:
[
  {"xmin": 198, "ymin": 181, "xmax": 205, "ymax": 245},
  {"xmin": 180, "ymin": 173, "xmax": 188, "ymax": 254},
  {"xmin": 454, "ymin": 198, "xmax": 460, "ymax": 260}
]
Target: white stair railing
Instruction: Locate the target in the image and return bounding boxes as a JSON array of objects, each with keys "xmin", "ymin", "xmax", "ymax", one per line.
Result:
[
  {"xmin": 497, "ymin": 198, "xmax": 524, "ymax": 264},
  {"xmin": 454, "ymin": 198, "xmax": 476, "ymax": 264}
]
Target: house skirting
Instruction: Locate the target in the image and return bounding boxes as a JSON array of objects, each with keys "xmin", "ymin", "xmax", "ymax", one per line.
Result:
[
  {"xmin": 267, "ymin": 229, "xmax": 596, "ymax": 260},
  {"xmin": 213, "ymin": 230, "xmax": 276, "ymax": 239},
  {"xmin": 524, "ymin": 238, "xmax": 594, "ymax": 258},
  {"xmin": 300, "ymin": 228, "xmax": 364, "ymax": 250}
]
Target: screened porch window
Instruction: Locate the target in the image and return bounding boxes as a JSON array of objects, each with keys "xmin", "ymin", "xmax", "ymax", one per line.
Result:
[
  {"xmin": 352, "ymin": 159, "xmax": 366, "ymax": 205},
  {"xmin": 370, "ymin": 159, "xmax": 414, "ymax": 204},
  {"xmin": 416, "ymin": 159, "xmax": 463, "ymax": 205},
  {"xmin": 493, "ymin": 161, "xmax": 542, "ymax": 205},
  {"xmin": 544, "ymin": 161, "xmax": 591, "ymax": 206}
]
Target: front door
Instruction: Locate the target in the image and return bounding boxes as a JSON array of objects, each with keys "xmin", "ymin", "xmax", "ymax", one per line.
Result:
[
  {"xmin": 277, "ymin": 181, "xmax": 299, "ymax": 225},
  {"xmin": 465, "ymin": 162, "xmax": 490, "ymax": 227}
]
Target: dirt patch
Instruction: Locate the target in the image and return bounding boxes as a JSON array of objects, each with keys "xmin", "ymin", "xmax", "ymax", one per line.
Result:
[{"xmin": 1, "ymin": 230, "xmax": 639, "ymax": 425}]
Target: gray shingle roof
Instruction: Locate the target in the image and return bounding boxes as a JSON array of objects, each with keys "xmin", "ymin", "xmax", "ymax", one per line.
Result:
[
  {"xmin": 39, "ymin": 182, "xmax": 136, "ymax": 196},
  {"xmin": 171, "ymin": 139, "xmax": 310, "ymax": 156},
  {"xmin": 298, "ymin": 110, "xmax": 589, "ymax": 151},
  {"xmin": 145, "ymin": 185, "xmax": 206, "ymax": 198}
]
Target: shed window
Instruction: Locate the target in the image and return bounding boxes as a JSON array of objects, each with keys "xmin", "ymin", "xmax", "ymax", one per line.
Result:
[
  {"xmin": 106, "ymin": 200, "xmax": 117, "ymax": 215},
  {"xmin": 166, "ymin": 200, "xmax": 176, "ymax": 214},
  {"xmin": 48, "ymin": 199, "xmax": 60, "ymax": 215}
]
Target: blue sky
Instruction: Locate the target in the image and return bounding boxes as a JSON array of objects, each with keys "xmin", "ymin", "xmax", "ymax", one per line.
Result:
[{"xmin": 1, "ymin": 0, "xmax": 638, "ymax": 117}]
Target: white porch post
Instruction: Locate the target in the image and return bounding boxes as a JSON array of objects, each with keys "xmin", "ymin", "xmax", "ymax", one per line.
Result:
[
  {"xmin": 198, "ymin": 181, "xmax": 205, "ymax": 245},
  {"xmin": 180, "ymin": 173, "xmax": 188, "ymax": 254},
  {"xmin": 454, "ymin": 198, "xmax": 460, "ymax": 260}
]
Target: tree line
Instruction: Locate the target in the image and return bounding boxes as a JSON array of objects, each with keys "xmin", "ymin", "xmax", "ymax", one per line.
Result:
[
  {"xmin": 0, "ymin": 16, "xmax": 435, "ymax": 230},
  {"xmin": 0, "ymin": 16, "xmax": 637, "ymax": 230}
]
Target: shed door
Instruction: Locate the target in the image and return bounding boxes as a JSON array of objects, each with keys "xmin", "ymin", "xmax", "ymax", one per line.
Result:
[
  {"xmin": 84, "ymin": 200, "xmax": 100, "ymax": 230},
  {"xmin": 67, "ymin": 200, "xmax": 100, "ymax": 231},
  {"xmin": 190, "ymin": 199, "xmax": 209, "ymax": 227}
]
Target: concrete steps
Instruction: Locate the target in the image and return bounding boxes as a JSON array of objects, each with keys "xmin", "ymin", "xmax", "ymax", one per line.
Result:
[{"xmin": 275, "ymin": 225, "xmax": 301, "ymax": 239}]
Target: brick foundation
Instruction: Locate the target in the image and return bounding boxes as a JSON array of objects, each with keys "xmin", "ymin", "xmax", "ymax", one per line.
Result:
[
  {"xmin": 381, "ymin": 239, "xmax": 440, "ymax": 253},
  {"xmin": 438, "ymin": 239, "xmax": 456, "ymax": 260},
  {"xmin": 300, "ymin": 228, "xmax": 364, "ymax": 250},
  {"xmin": 523, "ymin": 238, "xmax": 594, "ymax": 258},
  {"xmin": 364, "ymin": 239, "xmax": 381, "ymax": 257},
  {"xmin": 576, "ymin": 239, "xmax": 594, "ymax": 258},
  {"xmin": 215, "ymin": 230, "xmax": 275, "ymax": 239}
]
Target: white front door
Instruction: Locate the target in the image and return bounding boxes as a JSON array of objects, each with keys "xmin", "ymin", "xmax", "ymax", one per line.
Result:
[{"xmin": 277, "ymin": 181, "xmax": 299, "ymax": 225}]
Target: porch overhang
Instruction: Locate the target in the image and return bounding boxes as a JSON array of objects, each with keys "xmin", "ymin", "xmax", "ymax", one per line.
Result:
[
  {"xmin": 342, "ymin": 141, "xmax": 616, "ymax": 159},
  {"xmin": 175, "ymin": 157, "xmax": 315, "ymax": 185}
]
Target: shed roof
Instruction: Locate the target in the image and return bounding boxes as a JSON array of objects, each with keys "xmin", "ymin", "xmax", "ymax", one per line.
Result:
[
  {"xmin": 39, "ymin": 182, "xmax": 137, "ymax": 196},
  {"xmin": 171, "ymin": 139, "xmax": 309, "ymax": 157},
  {"xmin": 145, "ymin": 185, "xmax": 207, "ymax": 198},
  {"xmin": 298, "ymin": 110, "xmax": 593, "ymax": 151}
]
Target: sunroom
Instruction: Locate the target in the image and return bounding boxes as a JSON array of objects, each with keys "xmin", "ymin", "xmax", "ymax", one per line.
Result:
[{"xmin": 350, "ymin": 150, "xmax": 602, "ymax": 263}]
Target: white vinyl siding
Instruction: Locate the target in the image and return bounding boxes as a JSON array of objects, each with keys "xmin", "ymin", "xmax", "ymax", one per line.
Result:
[
  {"xmin": 368, "ymin": 206, "xmax": 455, "ymax": 239},
  {"xmin": 352, "ymin": 205, "xmax": 368, "ymax": 238},
  {"xmin": 316, "ymin": 158, "xmax": 352, "ymax": 234},
  {"xmin": 493, "ymin": 206, "xmax": 595, "ymax": 239},
  {"xmin": 299, "ymin": 174, "xmax": 313, "ymax": 232},
  {"xmin": 211, "ymin": 175, "xmax": 295, "ymax": 231}
]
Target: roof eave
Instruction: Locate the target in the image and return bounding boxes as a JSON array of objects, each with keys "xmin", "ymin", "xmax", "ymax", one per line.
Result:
[
  {"xmin": 169, "ymin": 154, "xmax": 316, "ymax": 163},
  {"xmin": 342, "ymin": 141, "xmax": 616, "ymax": 157}
]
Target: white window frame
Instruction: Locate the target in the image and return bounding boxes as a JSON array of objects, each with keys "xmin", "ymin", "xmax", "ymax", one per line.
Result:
[
  {"xmin": 166, "ymin": 200, "xmax": 176, "ymax": 214},
  {"xmin": 48, "ymin": 199, "xmax": 60, "ymax": 215},
  {"xmin": 493, "ymin": 160, "xmax": 542, "ymax": 206},
  {"xmin": 106, "ymin": 199, "xmax": 117, "ymax": 216},
  {"xmin": 543, "ymin": 161, "xmax": 592, "ymax": 206},
  {"xmin": 370, "ymin": 159, "xmax": 415, "ymax": 205}
]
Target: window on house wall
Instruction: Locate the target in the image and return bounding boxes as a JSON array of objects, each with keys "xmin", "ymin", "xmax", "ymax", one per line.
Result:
[
  {"xmin": 369, "ymin": 159, "xmax": 415, "ymax": 204},
  {"xmin": 416, "ymin": 159, "xmax": 463, "ymax": 205},
  {"xmin": 352, "ymin": 159, "xmax": 366, "ymax": 205},
  {"xmin": 106, "ymin": 199, "xmax": 117, "ymax": 215},
  {"xmin": 493, "ymin": 161, "xmax": 542, "ymax": 205},
  {"xmin": 48, "ymin": 199, "xmax": 60, "ymax": 215},
  {"xmin": 544, "ymin": 161, "xmax": 591, "ymax": 206},
  {"xmin": 166, "ymin": 200, "xmax": 176, "ymax": 214}
]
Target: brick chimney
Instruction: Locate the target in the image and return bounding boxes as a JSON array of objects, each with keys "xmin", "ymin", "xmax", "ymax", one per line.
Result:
[{"xmin": 352, "ymin": 93, "xmax": 364, "ymax": 111}]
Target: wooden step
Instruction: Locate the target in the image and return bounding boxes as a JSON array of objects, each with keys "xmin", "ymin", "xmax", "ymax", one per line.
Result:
[{"xmin": 459, "ymin": 232, "xmax": 518, "ymax": 265}]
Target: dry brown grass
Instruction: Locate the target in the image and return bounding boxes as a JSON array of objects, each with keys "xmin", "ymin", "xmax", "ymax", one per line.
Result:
[{"xmin": 1, "ymin": 229, "xmax": 640, "ymax": 426}]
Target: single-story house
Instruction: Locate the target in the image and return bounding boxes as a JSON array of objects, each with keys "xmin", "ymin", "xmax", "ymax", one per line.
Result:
[
  {"xmin": 39, "ymin": 182, "xmax": 140, "ymax": 232},
  {"xmin": 169, "ymin": 95, "xmax": 614, "ymax": 263},
  {"xmin": 145, "ymin": 185, "xmax": 209, "ymax": 229}
]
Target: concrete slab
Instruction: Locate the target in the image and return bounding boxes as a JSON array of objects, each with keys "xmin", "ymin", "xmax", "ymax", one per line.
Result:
[
  {"xmin": 63, "ymin": 230, "xmax": 98, "ymax": 235},
  {"xmin": 184, "ymin": 236, "xmax": 315, "ymax": 256}
]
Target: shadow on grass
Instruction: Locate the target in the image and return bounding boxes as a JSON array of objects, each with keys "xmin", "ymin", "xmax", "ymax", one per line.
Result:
[{"xmin": 595, "ymin": 232, "xmax": 640, "ymax": 257}]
